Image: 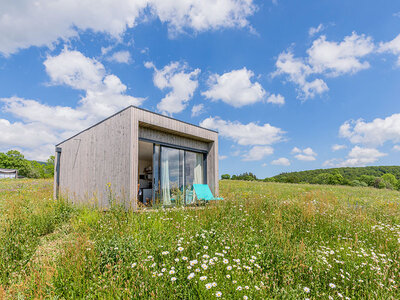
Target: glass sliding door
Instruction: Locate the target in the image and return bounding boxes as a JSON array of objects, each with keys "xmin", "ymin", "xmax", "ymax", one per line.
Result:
[
  {"xmin": 160, "ymin": 147, "xmax": 184, "ymax": 206},
  {"xmin": 153, "ymin": 144, "xmax": 205, "ymax": 207},
  {"xmin": 184, "ymin": 151, "xmax": 204, "ymax": 204}
]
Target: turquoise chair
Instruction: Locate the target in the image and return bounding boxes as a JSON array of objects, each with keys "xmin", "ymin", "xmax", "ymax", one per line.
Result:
[{"xmin": 193, "ymin": 184, "xmax": 223, "ymax": 202}]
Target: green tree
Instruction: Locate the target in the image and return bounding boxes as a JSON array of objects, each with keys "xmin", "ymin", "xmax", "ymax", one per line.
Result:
[
  {"xmin": 381, "ymin": 173, "xmax": 397, "ymax": 187},
  {"xmin": 221, "ymin": 174, "xmax": 230, "ymax": 180}
]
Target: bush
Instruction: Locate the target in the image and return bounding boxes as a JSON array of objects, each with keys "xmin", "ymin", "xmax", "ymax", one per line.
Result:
[
  {"xmin": 381, "ymin": 173, "xmax": 398, "ymax": 187},
  {"xmin": 350, "ymin": 180, "xmax": 368, "ymax": 187},
  {"xmin": 221, "ymin": 174, "xmax": 230, "ymax": 180}
]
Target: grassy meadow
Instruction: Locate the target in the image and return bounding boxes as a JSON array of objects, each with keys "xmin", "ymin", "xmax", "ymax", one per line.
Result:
[{"xmin": 0, "ymin": 179, "xmax": 399, "ymax": 299}]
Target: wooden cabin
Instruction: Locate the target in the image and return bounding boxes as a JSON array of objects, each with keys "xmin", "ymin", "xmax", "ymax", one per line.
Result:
[{"xmin": 53, "ymin": 106, "xmax": 219, "ymax": 210}]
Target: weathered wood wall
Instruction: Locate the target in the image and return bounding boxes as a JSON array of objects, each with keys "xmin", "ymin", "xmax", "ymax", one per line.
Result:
[
  {"xmin": 55, "ymin": 108, "xmax": 133, "ymax": 208},
  {"xmin": 54, "ymin": 106, "xmax": 219, "ymax": 210}
]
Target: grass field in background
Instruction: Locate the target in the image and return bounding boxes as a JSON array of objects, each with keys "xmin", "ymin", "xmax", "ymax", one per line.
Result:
[{"xmin": 0, "ymin": 179, "xmax": 399, "ymax": 299}]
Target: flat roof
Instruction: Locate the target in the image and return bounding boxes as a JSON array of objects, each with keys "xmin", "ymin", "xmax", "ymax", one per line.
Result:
[{"xmin": 56, "ymin": 105, "xmax": 218, "ymax": 146}]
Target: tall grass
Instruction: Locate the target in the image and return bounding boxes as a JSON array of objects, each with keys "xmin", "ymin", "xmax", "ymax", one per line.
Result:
[{"xmin": 0, "ymin": 179, "xmax": 399, "ymax": 299}]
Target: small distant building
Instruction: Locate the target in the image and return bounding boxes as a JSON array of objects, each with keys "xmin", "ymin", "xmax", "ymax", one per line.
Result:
[
  {"xmin": 0, "ymin": 168, "xmax": 18, "ymax": 179},
  {"xmin": 54, "ymin": 106, "xmax": 219, "ymax": 210}
]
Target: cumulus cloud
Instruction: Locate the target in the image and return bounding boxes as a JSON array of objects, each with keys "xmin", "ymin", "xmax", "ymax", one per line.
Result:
[
  {"xmin": 324, "ymin": 146, "xmax": 386, "ymax": 167},
  {"xmin": 242, "ymin": 146, "xmax": 274, "ymax": 161},
  {"xmin": 272, "ymin": 51, "xmax": 328, "ymax": 99},
  {"xmin": 378, "ymin": 34, "xmax": 400, "ymax": 66},
  {"xmin": 0, "ymin": 0, "xmax": 257, "ymax": 56},
  {"xmin": 219, "ymin": 155, "xmax": 228, "ymax": 160},
  {"xmin": 307, "ymin": 33, "xmax": 374, "ymax": 76},
  {"xmin": 200, "ymin": 117, "xmax": 285, "ymax": 146},
  {"xmin": 292, "ymin": 147, "xmax": 317, "ymax": 161},
  {"xmin": 308, "ymin": 24, "xmax": 324, "ymax": 37},
  {"xmin": 332, "ymin": 144, "xmax": 346, "ymax": 151},
  {"xmin": 271, "ymin": 157, "xmax": 290, "ymax": 166},
  {"xmin": 145, "ymin": 61, "xmax": 200, "ymax": 116},
  {"xmin": 200, "ymin": 116, "xmax": 285, "ymax": 162},
  {"xmin": 191, "ymin": 104, "xmax": 206, "ymax": 117},
  {"xmin": 202, "ymin": 68, "xmax": 266, "ymax": 107},
  {"xmin": 266, "ymin": 93, "xmax": 285, "ymax": 105},
  {"xmin": 0, "ymin": 49, "xmax": 143, "ymax": 159},
  {"xmin": 339, "ymin": 113, "xmax": 400, "ymax": 146},
  {"xmin": 107, "ymin": 50, "xmax": 132, "ymax": 64},
  {"xmin": 273, "ymin": 32, "xmax": 374, "ymax": 99}
]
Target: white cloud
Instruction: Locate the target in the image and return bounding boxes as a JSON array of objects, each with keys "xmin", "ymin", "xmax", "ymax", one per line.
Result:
[
  {"xmin": 308, "ymin": 24, "xmax": 324, "ymax": 37},
  {"xmin": 378, "ymin": 34, "xmax": 400, "ymax": 66},
  {"xmin": 332, "ymin": 144, "xmax": 346, "ymax": 151},
  {"xmin": 0, "ymin": 119, "xmax": 57, "ymax": 149},
  {"xmin": 0, "ymin": 0, "xmax": 256, "ymax": 56},
  {"xmin": 393, "ymin": 145, "xmax": 400, "ymax": 151},
  {"xmin": 266, "ymin": 93, "xmax": 285, "ymax": 106},
  {"xmin": 273, "ymin": 32, "xmax": 374, "ymax": 99},
  {"xmin": 0, "ymin": 49, "xmax": 144, "ymax": 160},
  {"xmin": 272, "ymin": 51, "xmax": 328, "ymax": 99},
  {"xmin": 271, "ymin": 157, "xmax": 290, "ymax": 166},
  {"xmin": 307, "ymin": 33, "xmax": 374, "ymax": 76},
  {"xmin": 242, "ymin": 146, "xmax": 273, "ymax": 161},
  {"xmin": 202, "ymin": 68, "xmax": 266, "ymax": 107},
  {"xmin": 394, "ymin": 12, "xmax": 400, "ymax": 18},
  {"xmin": 292, "ymin": 147, "xmax": 317, "ymax": 161},
  {"xmin": 262, "ymin": 163, "xmax": 267, "ymax": 167},
  {"xmin": 324, "ymin": 146, "xmax": 386, "ymax": 167},
  {"xmin": 219, "ymin": 155, "xmax": 228, "ymax": 160},
  {"xmin": 291, "ymin": 147, "xmax": 302, "ymax": 154},
  {"xmin": 200, "ymin": 116, "xmax": 285, "ymax": 163},
  {"xmin": 200, "ymin": 117, "xmax": 285, "ymax": 146},
  {"xmin": 145, "ymin": 61, "xmax": 200, "ymax": 115},
  {"xmin": 191, "ymin": 104, "xmax": 206, "ymax": 117},
  {"xmin": 339, "ymin": 113, "xmax": 400, "ymax": 146},
  {"xmin": 107, "ymin": 50, "xmax": 132, "ymax": 64}
]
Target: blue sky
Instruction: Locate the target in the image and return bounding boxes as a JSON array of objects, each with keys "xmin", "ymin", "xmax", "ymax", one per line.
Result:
[{"xmin": 0, "ymin": 0, "xmax": 400, "ymax": 178}]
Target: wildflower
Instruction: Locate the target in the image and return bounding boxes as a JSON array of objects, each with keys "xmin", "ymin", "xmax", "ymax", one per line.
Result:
[
  {"xmin": 169, "ymin": 270, "xmax": 175, "ymax": 275},
  {"xmin": 304, "ymin": 287, "xmax": 310, "ymax": 293},
  {"xmin": 329, "ymin": 283, "xmax": 336, "ymax": 289},
  {"xmin": 245, "ymin": 286, "xmax": 249, "ymax": 290},
  {"xmin": 255, "ymin": 286, "xmax": 260, "ymax": 290},
  {"xmin": 178, "ymin": 247, "xmax": 184, "ymax": 252},
  {"xmin": 190, "ymin": 260, "xmax": 198, "ymax": 266},
  {"xmin": 223, "ymin": 259, "xmax": 229, "ymax": 264},
  {"xmin": 202, "ymin": 264, "xmax": 208, "ymax": 270},
  {"xmin": 243, "ymin": 296, "xmax": 248, "ymax": 300},
  {"xmin": 205, "ymin": 283, "xmax": 212, "ymax": 289},
  {"xmin": 171, "ymin": 277, "xmax": 177, "ymax": 282},
  {"xmin": 236, "ymin": 286, "xmax": 242, "ymax": 291},
  {"xmin": 216, "ymin": 291, "xmax": 222, "ymax": 297},
  {"xmin": 227, "ymin": 266, "xmax": 232, "ymax": 271},
  {"xmin": 212, "ymin": 282, "xmax": 217, "ymax": 287},
  {"xmin": 226, "ymin": 274, "xmax": 231, "ymax": 279},
  {"xmin": 200, "ymin": 276, "xmax": 207, "ymax": 281},
  {"xmin": 187, "ymin": 266, "xmax": 192, "ymax": 269},
  {"xmin": 175, "ymin": 258, "xmax": 179, "ymax": 262},
  {"xmin": 182, "ymin": 256, "xmax": 188, "ymax": 260},
  {"xmin": 162, "ymin": 251, "xmax": 169, "ymax": 255},
  {"xmin": 161, "ymin": 268, "xmax": 166, "ymax": 272},
  {"xmin": 131, "ymin": 263, "xmax": 137, "ymax": 268},
  {"xmin": 188, "ymin": 273, "xmax": 195, "ymax": 280},
  {"xmin": 204, "ymin": 246, "xmax": 209, "ymax": 250},
  {"xmin": 338, "ymin": 292, "xmax": 343, "ymax": 298}
]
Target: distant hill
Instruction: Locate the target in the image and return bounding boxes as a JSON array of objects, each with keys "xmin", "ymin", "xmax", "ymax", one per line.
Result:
[{"xmin": 270, "ymin": 166, "xmax": 400, "ymax": 183}]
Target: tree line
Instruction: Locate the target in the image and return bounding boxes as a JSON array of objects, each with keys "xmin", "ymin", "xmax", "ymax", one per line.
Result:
[
  {"xmin": 221, "ymin": 166, "xmax": 400, "ymax": 191},
  {"xmin": 0, "ymin": 150, "xmax": 54, "ymax": 178}
]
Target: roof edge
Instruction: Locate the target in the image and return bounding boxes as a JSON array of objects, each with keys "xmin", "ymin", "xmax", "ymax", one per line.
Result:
[{"xmin": 56, "ymin": 105, "xmax": 218, "ymax": 147}]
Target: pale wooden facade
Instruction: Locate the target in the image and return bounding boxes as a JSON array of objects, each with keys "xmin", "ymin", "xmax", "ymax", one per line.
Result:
[{"xmin": 54, "ymin": 106, "xmax": 218, "ymax": 210}]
